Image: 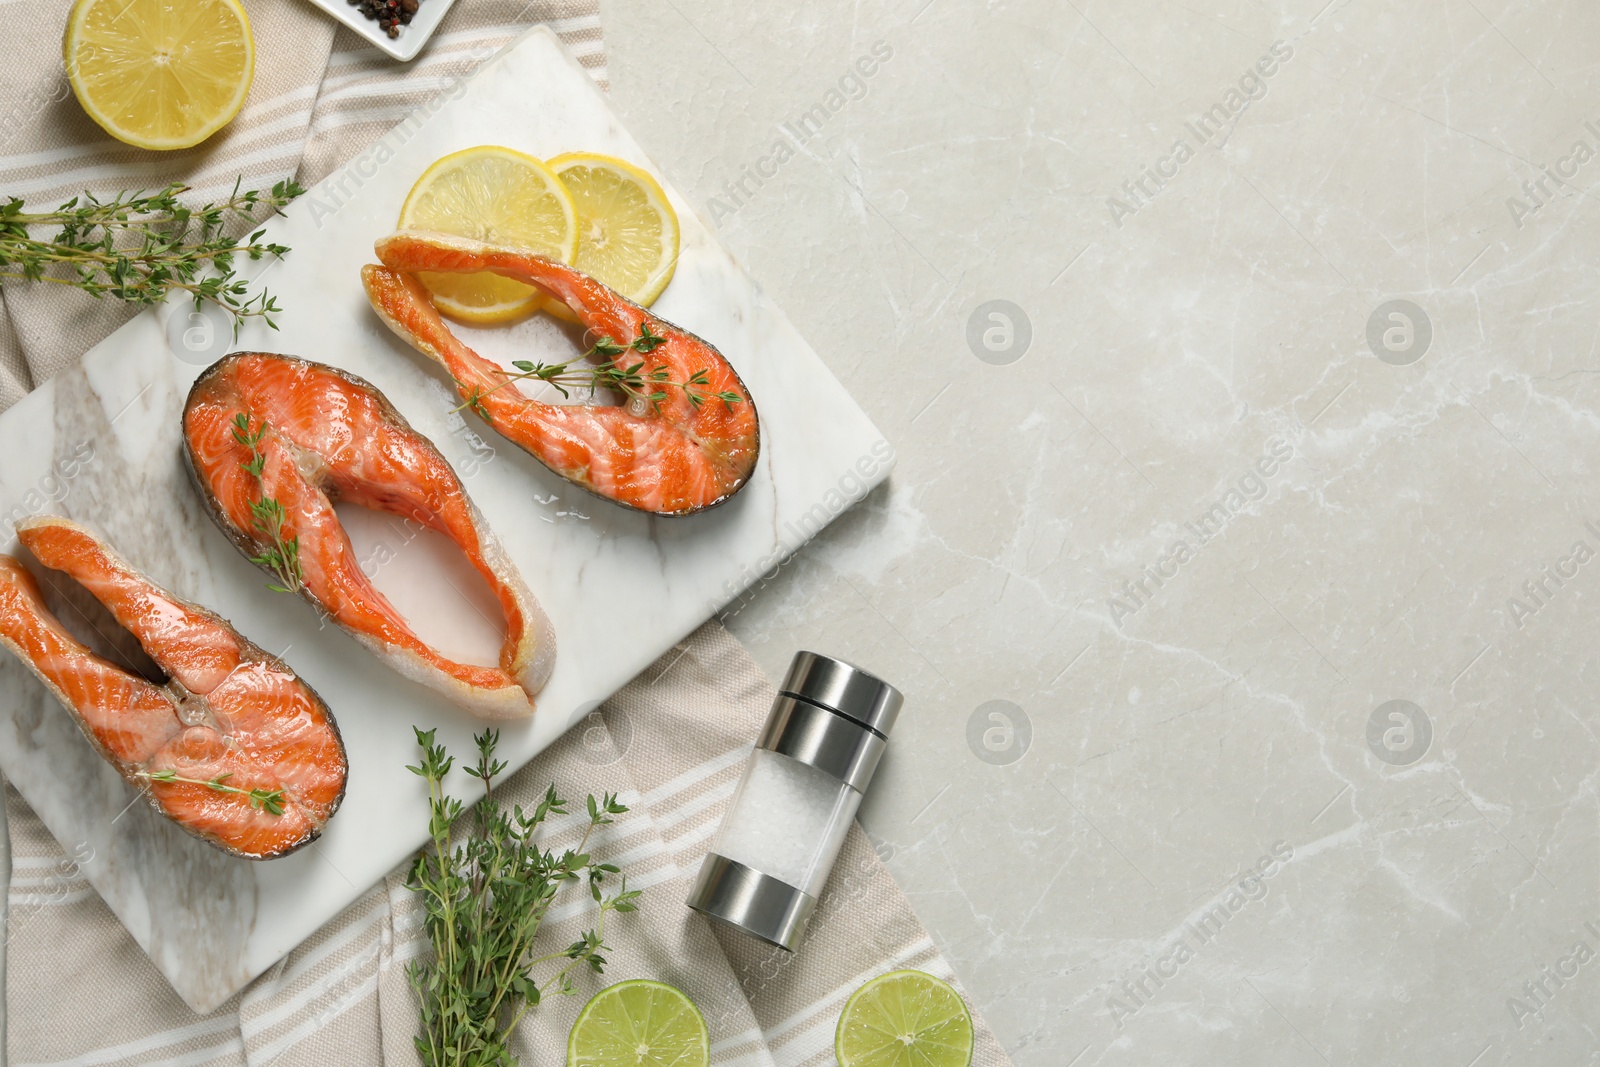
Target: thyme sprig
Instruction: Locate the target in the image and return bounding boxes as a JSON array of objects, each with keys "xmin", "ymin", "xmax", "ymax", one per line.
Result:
[
  {"xmin": 231, "ymin": 413, "xmax": 303, "ymax": 594},
  {"xmin": 0, "ymin": 179, "xmax": 304, "ymax": 333},
  {"xmin": 406, "ymin": 727, "xmax": 640, "ymax": 1067},
  {"xmin": 454, "ymin": 320, "xmax": 744, "ymax": 421},
  {"xmin": 138, "ymin": 770, "xmax": 288, "ymax": 816}
]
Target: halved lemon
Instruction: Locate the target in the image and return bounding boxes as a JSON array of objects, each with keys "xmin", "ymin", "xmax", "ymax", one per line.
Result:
[
  {"xmin": 544, "ymin": 152, "xmax": 680, "ymax": 320},
  {"xmin": 398, "ymin": 146, "xmax": 579, "ymax": 324},
  {"xmin": 63, "ymin": 0, "xmax": 255, "ymax": 151}
]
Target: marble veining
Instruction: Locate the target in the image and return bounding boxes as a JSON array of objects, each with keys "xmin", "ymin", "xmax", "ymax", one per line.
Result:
[{"xmin": 596, "ymin": 0, "xmax": 1600, "ymax": 1063}]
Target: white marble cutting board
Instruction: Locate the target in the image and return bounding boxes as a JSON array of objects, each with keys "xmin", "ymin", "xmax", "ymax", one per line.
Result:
[{"xmin": 0, "ymin": 28, "xmax": 890, "ymax": 1013}]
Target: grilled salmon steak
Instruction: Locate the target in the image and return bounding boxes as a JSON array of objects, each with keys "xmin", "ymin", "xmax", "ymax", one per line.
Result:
[
  {"xmin": 362, "ymin": 230, "xmax": 760, "ymax": 516},
  {"xmin": 0, "ymin": 517, "xmax": 346, "ymax": 859},
  {"xmin": 182, "ymin": 353, "xmax": 555, "ymax": 719}
]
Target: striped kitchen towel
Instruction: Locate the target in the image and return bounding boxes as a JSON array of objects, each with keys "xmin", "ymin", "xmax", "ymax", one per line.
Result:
[
  {"xmin": 0, "ymin": 0, "xmax": 606, "ymax": 411},
  {"xmin": 4, "ymin": 623, "xmax": 1014, "ymax": 1066}
]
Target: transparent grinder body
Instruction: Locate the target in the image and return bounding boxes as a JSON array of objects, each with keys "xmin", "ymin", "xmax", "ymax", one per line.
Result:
[{"xmin": 686, "ymin": 652, "xmax": 903, "ymax": 951}]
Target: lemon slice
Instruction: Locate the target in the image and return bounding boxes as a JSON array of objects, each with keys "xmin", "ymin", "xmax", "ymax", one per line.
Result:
[
  {"xmin": 567, "ymin": 979, "xmax": 709, "ymax": 1067},
  {"xmin": 398, "ymin": 146, "xmax": 579, "ymax": 324},
  {"xmin": 63, "ymin": 0, "xmax": 255, "ymax": 151},
  {"xmin": 836, "ymin": 970, "xmax": 975, "ymax": 1067},
  {"xmin": 543, "ymin": 152, "xmax": 680, "ymax": 320}
]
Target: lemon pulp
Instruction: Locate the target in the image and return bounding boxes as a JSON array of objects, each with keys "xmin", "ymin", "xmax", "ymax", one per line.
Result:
[
  {"xmin": 547, "ymin": 151, "xmax": 680, "ymax": 314},
  {"xmin": 398, "ymin": 145, "xmax": 579, "ymax": 324},
  {"xmin": 64, "ymin": 0, "xmax": 255, "ymax": 151}
]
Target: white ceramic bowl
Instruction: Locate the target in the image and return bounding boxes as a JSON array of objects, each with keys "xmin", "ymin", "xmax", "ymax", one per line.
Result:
[{"xmin": 299, "ymin": 0, "xmax": 460, "ymax": 61}]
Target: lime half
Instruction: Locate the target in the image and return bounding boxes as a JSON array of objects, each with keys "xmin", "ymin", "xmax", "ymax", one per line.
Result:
[
  {"xmin": 568, "ymin": 979, "xmax": 709, "ymax": 1067},
  {"xmin": 836, "ymin": 970, "xmax": 975, "ymax": 1067}
]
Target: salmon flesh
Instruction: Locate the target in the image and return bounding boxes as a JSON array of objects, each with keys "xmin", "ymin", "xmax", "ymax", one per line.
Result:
[
  {"xmin": 362, "ymin": 230, "xmax": 761, "ymax": 516},
  {"xmin": 181, "ymin": 352, "xmax": 555, "ymax": 719},
  {"xmin": 0, "ymin": 517, "xmax": 346, "ymax": 859}
]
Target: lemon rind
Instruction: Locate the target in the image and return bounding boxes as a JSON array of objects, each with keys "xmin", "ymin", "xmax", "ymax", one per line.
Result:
[
  {"xmin": 63, "ymin": 0, "xmax": 255, "ymax": 152},
  {"xmin": 547, "ymin": 151, "xmax": 680, "ymax": 314},
  {"xmin": 398, "ymin": 145, "xmax": 578, "ymax": 325}
]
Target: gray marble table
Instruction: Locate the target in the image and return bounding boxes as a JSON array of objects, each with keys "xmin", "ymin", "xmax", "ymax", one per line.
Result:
[
  {"xmin": 5, "ymin": 3, "xmax": 1598, "ymax": 1064},
  {"xmin": 602, "ymin": 1, "xmax": 1600, "ymax": 1064}
]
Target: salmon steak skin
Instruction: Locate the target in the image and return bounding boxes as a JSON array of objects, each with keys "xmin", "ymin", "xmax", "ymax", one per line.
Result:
[
  {"xmin": 362, "ymin": 230, "xmax": 760, "ymax": 517},
  {"xmin": 181, "ymin": 352, "xmax": 555, "ymax": 720},
  {"xmin": 0, "ymin": 517, "xmax": 347, "ymax": 859}
]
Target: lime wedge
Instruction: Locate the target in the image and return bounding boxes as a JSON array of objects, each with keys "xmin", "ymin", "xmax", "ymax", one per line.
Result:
[
  {"xmin": 836, "ymin": 970, "xmax": 975, "ymax": 1067},
  {"xmin": 568, "ymin": 979, "xmax": 709, "ymax": 1067}
]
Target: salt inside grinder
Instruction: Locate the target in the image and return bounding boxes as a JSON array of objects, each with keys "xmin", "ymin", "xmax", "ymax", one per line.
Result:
[{"xmin": 687, "ymin": 651, "xmax": 903, "ymax": 951}]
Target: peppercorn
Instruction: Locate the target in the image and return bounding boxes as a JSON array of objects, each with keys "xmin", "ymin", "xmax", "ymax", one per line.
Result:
[{"xmin": 346, "ymin": 0, "xmax": 424, "ymax": 31}]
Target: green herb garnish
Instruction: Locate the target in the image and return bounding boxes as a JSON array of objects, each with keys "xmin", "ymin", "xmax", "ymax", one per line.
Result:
[
  {"xmin": 452, "ymin": 319, "xmax": 744, "ymax": 417},
  {"xmin": 406, "ymin": 727, "xmax": 639, "ymax": 1067},
  {"xmin": 138, "ymin": 770, "xmax": 287, "ymax": 816},
  {"xmin": 231, "ymin": 413, "xmax": 303, "ymax": 594},
  {"xmin": 0, "ymin": 179, "xmax": 304, "ymax": 333}
]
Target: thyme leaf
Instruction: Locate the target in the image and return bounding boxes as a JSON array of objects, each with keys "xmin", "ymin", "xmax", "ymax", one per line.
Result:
[
  {"xmin": 231, "ymin": 413, "xmax": 304, "ymax": 594},
  {"xmin": 405, "ymin": 727, "xmax": 639, "ymax": 1066},
  {"xmin": 0, "ymin": 179, "xmax": 304, "ymax": 333},
  {"xmin": 451, "ymin": 319, "xmax": 745, "ymax": 417},
  {"xmin": 138, "ymin": 770, "xmax": 287, "ymax": 816}
]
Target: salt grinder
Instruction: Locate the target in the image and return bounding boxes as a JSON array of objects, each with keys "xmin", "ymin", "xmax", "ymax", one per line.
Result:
[{"xmin": 686, "ymin": 651, "xmax": 903, "ymax": 951}]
